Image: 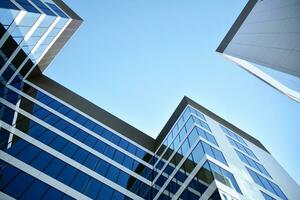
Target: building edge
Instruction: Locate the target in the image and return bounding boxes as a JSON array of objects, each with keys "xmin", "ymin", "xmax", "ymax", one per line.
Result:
[
  {"xmin": 216, "ymin": 0, "xmax": 257, "ymax": 53},
  {"xmin": 28, "ymin": 75, "xmax": 269, "ymax": 154}
]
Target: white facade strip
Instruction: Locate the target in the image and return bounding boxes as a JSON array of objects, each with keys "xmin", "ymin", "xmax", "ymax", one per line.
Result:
[
  {"xmin": 23, "ymin": 17, "xmax": 72, "ymax": 79},
  {"xmin": 7, "ymin": 17, "xmax": 61, "ymax": 85},
  {"xmin": 0, "ymin": 151, "xmax": 92, "ymax": 200},
  {"xmin": 0, "ymin": 10, "xmax": 27, "ymax": 48},
  {"xmin": 171, "ymin": 155, "xmax": 208, "ymax": 200},
  {"xmin": 31, "ymin": 17, "xmax": 60, "ymax": 54},
  {"xmin": 153, "ymin": 123, "xmax": 196, "ymax": 184},
  {"xmin": 153, "ymin": 135, "xmax": 203, "ymax": 200},
  {"xmin": 7, "ymin": 56, "xmax": 30, "ymax": 85},
  {"xmin": 198, "ymin": 181, "xmax": 218, "ymax": 200},
  {"xmin": 24, "ymin": 14, "xmax": 46, "ymax": 42},
  {"xmin": 154, "ymin": 105, "xmax": 190, "ymax": 155},
  {"xmin": 0, "ymin": 122, "xmax": 144, "ymax": 200},
  {"xmin": 154, "ymin": 112, "xmax": 210, "ymax": 168},
  {"xmin": 0, "ymin": 98, "xmax": 152, "ymax": 186},
  {"xmin": 153, "ymin": 122, "xmax": 220, "ymax": 183},
  {"xmin": 154, "ymin": 111, "xmax": 191, "ymax": 168},
  {"xmin": 0, "ymin": 45, "xmax": 21, "ymax": 75},
  {"xmin": 7, "ymin": 85, "xmax": 153, "ymax": 169},
  {"xmin": 0, "ymin": 13, "xmax": 46, "ymax": 76},
  {"xmin": 24, "ymin": 79, "xmax": 155, "ymax": 156},
  {"xmin": 0, "ymin": 192, "xmax": 16, "ymax": 200}
]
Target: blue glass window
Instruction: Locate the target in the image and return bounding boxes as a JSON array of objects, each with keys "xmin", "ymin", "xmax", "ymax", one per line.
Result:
[
  {"xmin": 95, "ymin": 159, "xmax": 109, "ymax": 175},
  {"xmin": 94, "ymin": 140, "xmax": 107, "ymax": 153},
  {"xmin": 0, "ymin": 163, "xmax": 20, "ymax": 189},
  {"xmin": 84, "ymin": 153, "xmax": 98, "ymax": 170},
  {"xmin": 111, "ymin": 191, "xmax": 126, "ymax": 200},
  {"xmin": 188, "ymin": 128, "xmax": 198, "ymax": 145},
  {"xmin": 44, "ymin": 158, "xmax": 65, "ymax": 178},
  {"xmin": 191, "ymin": 142, "xmax": 204, "ymax": 163},
  {"xmin": 99, "ymin": 184, "xmax": 114, "ymax": 200},
  {"xmin": 106, "ymin": 166, "xmax": 119, "ymax": 182},
  {"xmin": 114, "ymin": 150, "xmax": 125, "ymax": 164},
  {"xmin": 3, "ymin": 172, "xmax": 34, "ymax": 199},
  {"xmin": 0, "ymin": 0, "xmax": 18, "ymax": 10},
  {"xmin": 49, "ymin": 136, "xmax": 68, "ymax": 151},
  {"xmin": 83, "ymin": 178, "xmax": 102, "ymax": 199},
  {"xmin": 202, "ymin": 141, "xmax": 214, "ymax": 157},
  {"xmin": 32, "ymin": 2, "xmax": 55, "ymax": 17},
  {"xmin": 30, "ymin": 151, "xmax": 53, "ymax": 171},
  {"xmin": 54, "ymin": 120, "xmax": 69, "ymax": 131},
  {"xmin": 104, "ymin": 145, "xmax": 115, "ymax": 158},
  {"xmin": 42, "ymin": 187, "xmax": 63, "ymax": 200},
  {"xmin": 212, "ymin": 148, "xmax": 227, "ymax": 165},
  {"xmin": 70, "ymin": 172, "xmax": 90, "ymax": 192},
  {"xmin": 74, "ymin": 130, "xmax": 88, "ymax": 141},
  {"xmin": 16, "ymin": 144, "xmax": 40, "ymax": 163},
  {"xmin": 84, "ymin": 135, "xmax": 97, "ymax": 147},
  {"xmin": 46, "ymin": 3, "xmax": 68, "ymax": 18},
  {"xmin": 44, "ymin": 114, "xmax": 60, "ymax": 125},
  {"xmin": 15, "ymin": 0, "xmax": 40, "ymax": 13},
  {"xmin": 72, "ymin": 148, "xmax": 88, "ymax": 163},
  {"xmin": 247, "ymin": 168, "xmax": 287, "ymax": 200},
  {"xmin": 61, "ymin": 142, "xmax": 78, "ymax": 157},
  {"xmin": 123, "ymin": 156, "xmax": 134, "ymax": 170},
  {"xmin": 27, "ymin": 123, "xmax": 47, "ymax": 138},
  {"xmin": 20, "ymin": 179, "xmax": 48, "ymax": 200},
  {"xmin": 64, "ymin": 125, "xmax": 78, "ymax": 136},
  {"xmin": 74, "ymin": 115, "xmax": 87, "ymax": 125},
  {"xmin": 6, "ymin": 139, "xmax": 27, "ymax": 156},
  {"xmin": 38, "ymin": 130, "xmax": 56, "ymax": 144},
  {"xmin": 57, "ymin": 165, "xmax": 78, "ymax": 185}
]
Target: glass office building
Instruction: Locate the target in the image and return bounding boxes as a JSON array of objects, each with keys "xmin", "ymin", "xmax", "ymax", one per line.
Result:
[{"xmin": 1, "ymin": 0, "xmax": 300, "ymax": 200}]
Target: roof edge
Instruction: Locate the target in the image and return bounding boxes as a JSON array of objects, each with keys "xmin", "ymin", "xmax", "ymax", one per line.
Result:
[
  {"xmin": 216, "ymin": 0, "xmax": 257, "ymax": 53},
  {"xmin": 156, "ymin": 96, "xmax": 270, "ymax": 153},
  {"xmin": 28, "ymin": 75, "xmax": 156, "ymax": 152}
]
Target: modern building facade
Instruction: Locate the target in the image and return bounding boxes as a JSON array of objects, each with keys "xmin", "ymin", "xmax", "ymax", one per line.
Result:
[
  {"xmin": 217, "ymin": 0, "xmax": 300, "ymax": 102},
  {"xmin": 0, "ymin": 0, "xmax": 299, "ymax": 200}
]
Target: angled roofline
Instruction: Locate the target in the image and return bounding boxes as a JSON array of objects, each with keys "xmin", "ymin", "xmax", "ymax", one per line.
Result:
[
  {"xmin": 216, "ymin": 0, "xmax": 257, "ymax": 53},
  {"xmin": 28, "ymin": 75, "xmax": 269, "ymax": 154},
  {"xmin": 29, "ymin": 0, "xmax": 83, "ymax": 77},
  {"xmin": 157, "ymin": 96, "xmax": 269, "ymax": 153},
  {"xmin": 25, "ymin": 0, "xmax": 269, "ymax": 154}
]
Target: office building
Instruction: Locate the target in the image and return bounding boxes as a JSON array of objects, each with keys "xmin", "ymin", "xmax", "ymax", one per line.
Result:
[
  {"xmin": 1, "ymin": 0, "xmax": 299, "ymax": 199},
  {"xmin": 217, "ymin": 0, "xmax": 300, "ymax": 102}
]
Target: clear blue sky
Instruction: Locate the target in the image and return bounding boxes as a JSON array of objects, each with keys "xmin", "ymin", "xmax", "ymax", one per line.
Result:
[{"xmin": 45, "ymin": 0, "xmax": 300, "ymax": 185}]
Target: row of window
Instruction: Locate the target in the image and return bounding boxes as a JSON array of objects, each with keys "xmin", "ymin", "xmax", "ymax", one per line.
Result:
[
  {"xmin": 158, "ymin": 106, "xmax": 206, "ymax": 156},
  {"xmin": 0, "ymin": 87, "xmax": 153, "ymax": 175},
  {"xmin": 159, "ymin": 160, "xmax": 241, "ymax": 200},
  {"xmin": 221, "ymin": 126, "xmax": 284, "ymax": 200},
  {"xmin": 0, "ymin": 18, "xmax": 67, "ymax": 85},
  {"xmin": 15, "ymin": 82, "xmax": 151, "ymax": 161},
  {"xmin": 154, "ymin": 123, "xmax": 226, "ymax": 185},
  {"xmin": 0, "ymin": 101, "xmax": 154, "ymax": 183},
  {"xmin": 235, "ymin": 150, "xmax": 271, "ymax": 179},
  {"xmin": 226, "ymin": 135, "xmax": 258, "ymax": 160},
  {"xmin": 220, "ymin": 125, "xmax": 247, "ymax": 146},
  {"xmin": 0, "ymin": 160, "xmax": 75, "ymax": 200},
  {"xmin": 0, "ymin": 129, "xmax": 149, "ymax": 199},
  {"xmin": 154, "ymin": 114, "xmax": 211, "ymax": 170},
  {"xmin": 0, "ymin": 159, "xmax": 129, "ymax": 200},
  {"xmin": 247, "ymin": 167, "xmax": 287, "ymax": 200},
  {"xmin": 154, "ymin": 132, "xmax": 227, "ymax": 190},
  {"xmin": 3, "ymin": 0, "xmax": 68, "ymax": 18}
]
